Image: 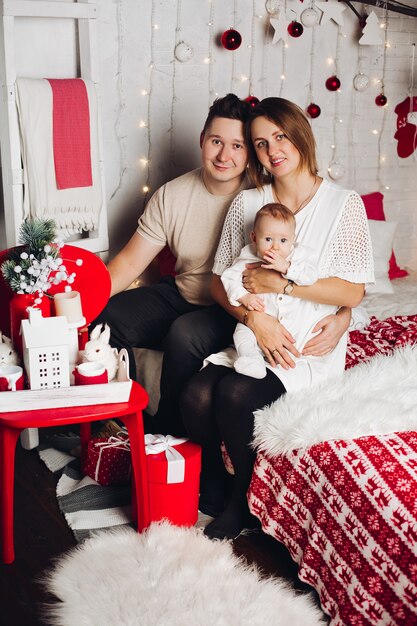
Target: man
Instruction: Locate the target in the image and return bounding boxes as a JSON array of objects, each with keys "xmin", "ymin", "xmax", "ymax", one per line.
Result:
[{"xmin": 94, "ymin": 94, "xmax": 251, "ymax": 436}]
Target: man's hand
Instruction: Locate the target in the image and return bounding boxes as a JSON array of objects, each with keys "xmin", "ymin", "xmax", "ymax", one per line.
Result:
[
  {"xmin": 238, "ymin": 293, "xmax": 265, "ymax": 312},
  {"xmin": 245, "ymin": 311, "xmax": 300, "ymax": 369},
  {"xmin": 243, "ymin": 263, "xmax": 286, "ymax": 294},
  {"xmin": 302, "ymin": 309, "xmax": 351, "ymax": 356}
]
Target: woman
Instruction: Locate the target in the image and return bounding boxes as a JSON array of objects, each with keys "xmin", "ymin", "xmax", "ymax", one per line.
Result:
[{"xmin": 181, "ymin": 98, "xmax": 374, "ymax": 540}]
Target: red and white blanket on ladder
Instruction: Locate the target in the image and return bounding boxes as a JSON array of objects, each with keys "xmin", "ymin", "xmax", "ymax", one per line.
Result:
[{"xmin": 249, "ymin": 314, "xmax": 417, "ymax": 626}]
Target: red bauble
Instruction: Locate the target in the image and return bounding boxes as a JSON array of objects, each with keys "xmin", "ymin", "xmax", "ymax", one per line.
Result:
[
  {"xmin": 326, "ymin": 75, "xmax": 341, "ymax": 91},
  {"xmin": 306, "ymin": 102, "xmax": 321, "ymax": 119},
  {"xmin": 245, "ymin": 96, "xmax": 260, "ymax": 107},
  {"xmin": 375, "ymin": 93, "xmax": 387, "ymax": 107},
  {"xmin": 221, "ymin": 29, "xmax": 242, "ymax": 51},
  {"xmin": 287, "ymin": 21, "xmax": 304, "ymax": 37}
]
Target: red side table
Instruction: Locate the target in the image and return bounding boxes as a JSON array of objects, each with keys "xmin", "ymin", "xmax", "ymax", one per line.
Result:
[{"xmin": 0, "ymin": 381, "xmax": 150, "ymax": 564}]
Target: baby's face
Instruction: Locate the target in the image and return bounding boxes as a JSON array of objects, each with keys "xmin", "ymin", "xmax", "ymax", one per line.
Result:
[{"xmin": 253, "ymin": 215, "xmax": 295, "ymax": 258}]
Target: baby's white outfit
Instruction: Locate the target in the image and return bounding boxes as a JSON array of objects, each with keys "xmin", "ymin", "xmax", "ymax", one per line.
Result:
[{"xmin": 221, "ymin": 242, "xmax": 318, "ymax": 379}]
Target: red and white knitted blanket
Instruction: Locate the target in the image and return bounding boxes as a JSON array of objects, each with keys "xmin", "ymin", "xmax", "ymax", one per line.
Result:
[{"xmin": 249, "ymin": 315, "xmax": 417, "ymax": 625}]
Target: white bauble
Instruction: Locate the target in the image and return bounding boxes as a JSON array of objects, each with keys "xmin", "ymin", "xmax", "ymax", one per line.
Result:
[
  {"xmin": 265, "ymin": 0, "xmax": 281, "ymax": 16},
  {"xmin": 174, "ymin": 41, "xmax": 194, "ymax": 63},
  {"xmin": 407, "ymin": 111, "xmax": 417, "ymax": 125},
  {"xmin": 301, "ymin": 7, "xmax": 319, "ymax": 27},
  {"xmin": 353, "ymin": 73, "xmax": 370, "ymax": 92},
  {"xmin": 328, "ymin": 161, "xmax": 345, "ymax": 180}
]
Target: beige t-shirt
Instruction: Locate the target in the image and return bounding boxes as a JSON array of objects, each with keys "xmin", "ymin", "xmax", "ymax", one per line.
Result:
[{"xmin": 137, "ymin": 168, "xmax": 248, "ymax": 305}]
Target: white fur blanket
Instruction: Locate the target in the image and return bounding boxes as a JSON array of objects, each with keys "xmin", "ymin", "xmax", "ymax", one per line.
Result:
[{"xmin": 253, "ymin": 345, "xmax": 417, "ymax": 456}]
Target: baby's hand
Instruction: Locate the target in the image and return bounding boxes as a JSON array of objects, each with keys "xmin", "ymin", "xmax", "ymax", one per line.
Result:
[
  {"xmin": 239, "ymin": 293, "xmax": 265, "ymax": 312},
  {"xmin": 261, "ymin": 250, "xmax": 290, "ymax": 273}
]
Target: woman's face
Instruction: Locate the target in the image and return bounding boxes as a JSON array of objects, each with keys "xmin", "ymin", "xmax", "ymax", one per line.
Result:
[{"xmin": 251, "ymin": 116, "xmax": 301, "ymax": 180}]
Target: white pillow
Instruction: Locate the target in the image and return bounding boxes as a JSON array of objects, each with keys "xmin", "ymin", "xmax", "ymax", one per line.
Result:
[{"xmin": 366, "ymin": 219, "xmax": 397, "ymax": 294}]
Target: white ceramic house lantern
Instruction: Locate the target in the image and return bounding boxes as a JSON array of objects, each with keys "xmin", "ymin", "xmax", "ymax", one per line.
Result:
[{"xmin": 21, "ymin": 307, "xmax": 71, "ymax": 390}]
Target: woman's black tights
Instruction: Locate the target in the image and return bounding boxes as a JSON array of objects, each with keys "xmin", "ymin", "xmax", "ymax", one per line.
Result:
[{"xmin": 181, "ymin": 364, "xmax": 286, "ymax": 539}]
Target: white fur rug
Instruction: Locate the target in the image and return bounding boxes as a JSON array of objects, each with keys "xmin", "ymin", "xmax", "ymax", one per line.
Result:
[
  {"xmin": 42, "ymin": 522, "xmax": 325, "ymax": 626},
  {"xmin": 254, "ymin": 345, "xmax": 417, "ymax": 456}
]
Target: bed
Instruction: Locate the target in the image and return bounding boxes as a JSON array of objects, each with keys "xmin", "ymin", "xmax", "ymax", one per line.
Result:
[
  {"xmin": 133, "ymin": 195, "xmax": 417, "ymax": 624},
  {"xmin": 248, "ymin": 272, "xmax": 417, "ymax": 626}
]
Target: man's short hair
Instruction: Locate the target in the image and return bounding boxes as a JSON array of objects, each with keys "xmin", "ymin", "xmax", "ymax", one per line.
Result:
[
  {"xmin": 203, "ymin": 93, "xmax": 251, "ymax": 133},
  {"xmin": 253, "ymin": 202, "xmax": 295, "ymax": 230}
]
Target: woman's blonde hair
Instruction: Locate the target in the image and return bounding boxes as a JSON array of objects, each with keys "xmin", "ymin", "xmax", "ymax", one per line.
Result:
[{"xmin": 246, "ymin": 98, "xmax": 318, "ymax": 188}]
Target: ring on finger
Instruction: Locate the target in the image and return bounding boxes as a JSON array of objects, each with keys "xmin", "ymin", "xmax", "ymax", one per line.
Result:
[{"xmin": 272, "ymin": 348, "xmax": 279, "ymax": 354}]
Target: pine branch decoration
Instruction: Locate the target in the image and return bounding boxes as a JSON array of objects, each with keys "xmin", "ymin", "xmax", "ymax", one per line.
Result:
[
  {"xmin": 0, "ymin": 217, "xmax": 82, "ymax": 298},
  {"xmin": 18, "ymin": 217, "xmax": 59, "ymax": 258}
]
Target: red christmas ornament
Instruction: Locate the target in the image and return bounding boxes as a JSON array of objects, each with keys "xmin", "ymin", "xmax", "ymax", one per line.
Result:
[
  {"xmin": 326, "ymin": 75, "xmax": 341, "ymax": 91},
  {"xmin": 375, "ymin": 93, "xmax": 387, "ymax": 107},
  {"xmin": 287, "ymin": 21, "xmax": 304, "ymax": 38},
  {"xmin": 221, "ymin": 29, "xmax": 242, "ymax": 51},
  {"xmin": 306, "ymin": 102, "xmax": 321, "ymax": 119},
  {"xmin": 245, "ymin": 96, "xmax": 260, "ymax": 107}
]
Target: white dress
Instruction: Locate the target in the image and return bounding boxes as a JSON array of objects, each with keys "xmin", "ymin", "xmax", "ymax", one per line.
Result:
[{"xmin": 208, "ymin": 179, "xmax": 375, "ymax": 393}]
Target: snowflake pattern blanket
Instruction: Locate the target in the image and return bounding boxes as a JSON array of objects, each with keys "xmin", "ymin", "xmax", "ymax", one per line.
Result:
[{"xmin": 249, "ymin": 323, "xmax": 417, "ymax": 626}]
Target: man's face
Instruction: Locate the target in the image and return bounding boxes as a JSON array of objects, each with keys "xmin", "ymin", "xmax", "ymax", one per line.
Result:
[{"xmin": 201, "ymin": 117, "xmax": 248, "ymax": 190}]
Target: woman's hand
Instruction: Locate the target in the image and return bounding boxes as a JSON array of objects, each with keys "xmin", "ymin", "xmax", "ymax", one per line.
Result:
[
  {"xmin": 243, "ymin": 263, "xmax": 286, "ymax": 294},
  {"xmin": 246, "ymin": 311, "xmax": 300, "ymax": 369},
  {"xmin": 302, "ymin": 308, "xmax": 351, "ymax": 356}
]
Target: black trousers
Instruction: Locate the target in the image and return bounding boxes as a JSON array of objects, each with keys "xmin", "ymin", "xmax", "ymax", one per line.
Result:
[
  {"xmin": 92, "ymin": 276, "xmax": 237, "ymax": 436},
  {"xmin": 181, "ymin": 364, "xmax": 286, "ymax": 513}
]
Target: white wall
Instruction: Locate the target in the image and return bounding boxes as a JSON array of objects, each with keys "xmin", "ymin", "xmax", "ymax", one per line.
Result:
[{"xmin": 4, "ymin": 0, "xmax": 417, "ymax": 269}]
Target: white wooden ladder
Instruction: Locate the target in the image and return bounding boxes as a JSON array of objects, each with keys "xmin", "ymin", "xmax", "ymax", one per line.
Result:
[{"xmin": 0, "ymin": 0, "xmax": 109, "ymax": 254}]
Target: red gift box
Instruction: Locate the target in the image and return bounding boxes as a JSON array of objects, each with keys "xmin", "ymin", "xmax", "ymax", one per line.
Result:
[
  {"xmin": 82, "ymin": 434, "xmax": 131, "ymax": 486},
  {"xmin": 145, "ymin": 435, "xmax": 201, "ymax": 527}
]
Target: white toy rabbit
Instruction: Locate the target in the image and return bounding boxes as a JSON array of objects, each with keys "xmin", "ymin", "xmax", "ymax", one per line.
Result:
[
  {"xmin": 81, "ymin": 323, "xmax": 119, "ymax": 381},
  {"xmin": 0, "ymin": 332, "xmax": 20, "ymax": 367}
]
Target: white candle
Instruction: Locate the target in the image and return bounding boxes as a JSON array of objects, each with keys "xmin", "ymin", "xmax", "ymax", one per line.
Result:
[{"xmin": 54, "ymin": 291, "xmax": 83, "ymax": 323}]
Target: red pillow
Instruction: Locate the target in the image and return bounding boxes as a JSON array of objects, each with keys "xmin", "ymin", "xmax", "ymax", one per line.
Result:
[{"xmin": 360, "ymin": 192, "xmax": 408, "ymax": 280}]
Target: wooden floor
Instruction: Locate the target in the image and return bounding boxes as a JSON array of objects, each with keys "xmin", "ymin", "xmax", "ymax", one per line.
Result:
[{"xmin": 1, "ymin": 431, "xmax": 311, "ymax": 626}]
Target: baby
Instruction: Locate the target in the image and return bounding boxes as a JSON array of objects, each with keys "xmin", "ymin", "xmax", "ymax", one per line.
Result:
[{"xmin": 221, "ymin": 202, "xmax": 318, "ymax": 379}]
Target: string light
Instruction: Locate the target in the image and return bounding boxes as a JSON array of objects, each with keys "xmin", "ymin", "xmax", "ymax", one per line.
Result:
[
  {"xmin": 110, "ymin": 1, "xmax": 127, "ymax": 201},
  {"xmin": 280, "ymin": 0, "xmax": 288, "ymax": 96},
  {"xmin": 169, "ymin": 0, "xmax": 183, "ymax": 178},
  {"xmin": 229, "ymin": 0, "xmax": 238, "ymax": 90},
  {"xmin": 376, "ymin": 6, "xmax": 389, "ymax": 191},
  {"xmin": 142, "ymin": 0, "xmax": 157, "ymax": 202},
  {"xmin": 328, "ymin": 25, "xmax": 345, "ymax": 180},
  {"xmin": 306, "ymin": 19, "xmax": 319, "ymax": 121},
  {"xmin": 248, "ymin": 0, "xmax": 257, "ymax": 97},
  {"xmin": 261, "ymin": 9, "xmax": 271, "ymax": 97},
  {"xmin": 207, "ymin": 0, "xmax": 215, "ymax": 104}
]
